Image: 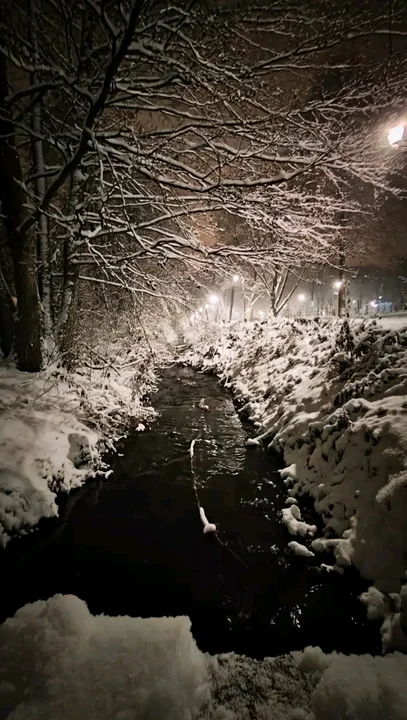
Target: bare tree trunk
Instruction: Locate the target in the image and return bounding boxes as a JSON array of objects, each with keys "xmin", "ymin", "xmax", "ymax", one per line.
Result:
[
  {"xmin": 0, "ymin": 223, "xmax": 14, "ymax": 356},
  {"xmin": 0, "ymin": 273, "xmax": 14, "ymax": 357},
  {"xmin": 269, "ymin": 272, "xmax": 278, "ymax": 317},
  {"xmin": 56, "ymin": 171, "xmax": 80, "ymax": 338},
  {"xmin": 264, "ymin": 267, "xmax": 303, "ymax": 317},
  {"xmin": 337, "ymin": 235, "xmax": 346, "ymax": 317},
  {"xmin": 0, "ymin": 54, "xmax": 42, "ymax": 371},
  {"xmin": 29, "ymin": 0, "xmax": 52, "ymax": 347}
]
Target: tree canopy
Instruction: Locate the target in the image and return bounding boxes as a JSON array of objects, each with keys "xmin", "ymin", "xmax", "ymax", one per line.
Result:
[{"xmin": 0, "ymin": 0, "xmax": 406, "ymax": 368}]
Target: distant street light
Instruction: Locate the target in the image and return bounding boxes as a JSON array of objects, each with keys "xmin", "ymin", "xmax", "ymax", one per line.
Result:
[
  {"xmin": 208, "ymin": 293, "xmax": 219, "ymax": 304},
  {"xmin": 233, "ymin": 274, "xmax": 240, "ymax": 283},
  {"xmin": 298, "ymin": 293, "xmax": 306, "ymax": 302},
  {"xmin": 388, "ymin": 124, "xmax": 405, "ymax": 146},
  {"xmin": 333, "ymin": 280, "xmax": 343, "ymax": 290}
]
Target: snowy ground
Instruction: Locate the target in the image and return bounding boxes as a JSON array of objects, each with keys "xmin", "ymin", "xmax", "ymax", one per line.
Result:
[
  {"xmin": 1, "ymin": 593, "xmax": 406, "ymax": 720},
  {"xmin": 0, "ymin": 356, "xmax": 157, "ymax": 547},
  {"xmin": 375, "ymin": 313, "xmax": 407, "ymax": 332},
  {"xmin": 182, "ymin": 318, "xmax": 407, "ymax": 598}
]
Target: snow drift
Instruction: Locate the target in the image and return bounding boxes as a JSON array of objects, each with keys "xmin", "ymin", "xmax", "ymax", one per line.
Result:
[
  {"xmin": 1, "ymin": 594, "xmax": 407, "ymax": 720},
  {"xmin": 0, "ymin": 594, "xmax": 209, "ymax": 719}
]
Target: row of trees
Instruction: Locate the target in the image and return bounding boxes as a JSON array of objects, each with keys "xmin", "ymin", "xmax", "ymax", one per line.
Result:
[{"xmin": 0, "ymin": 0, "xmax": 406, "ymax": 370}]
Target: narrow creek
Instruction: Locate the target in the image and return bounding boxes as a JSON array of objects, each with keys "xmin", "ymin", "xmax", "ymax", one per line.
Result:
[{"xmin": 0, "ymin": 366, "xmax": 380, "ymax": 657}]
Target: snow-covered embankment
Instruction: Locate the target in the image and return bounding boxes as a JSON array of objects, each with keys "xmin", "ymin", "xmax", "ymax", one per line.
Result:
[{"xmin": 183, "ymin": 318, "xmax": 407, "ymax": 595}]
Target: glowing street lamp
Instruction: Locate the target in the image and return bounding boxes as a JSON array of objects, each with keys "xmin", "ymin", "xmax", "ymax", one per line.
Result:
[
  {"xmin": 298, "ymin": 293, "xmax": 306, "ymax": 302},
  {"xmin": 388, "ymin": 124, "xmax": 405, "ymax": 146},
  {"xmin": 333, "ymin": 280, "xmax": 343, "ymax": 290},
  {"xmin": 208, "ymin": 293, "xmax": 219, "ymax": 305},
  {"xmin": 233, "ymin": 274, "xmax": 240, "ymax": 283}
]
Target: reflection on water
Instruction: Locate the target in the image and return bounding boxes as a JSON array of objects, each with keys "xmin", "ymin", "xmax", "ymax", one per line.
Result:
[{"xmin": 0, "ymin": 366, "xmax": 380, "ymax": 657}]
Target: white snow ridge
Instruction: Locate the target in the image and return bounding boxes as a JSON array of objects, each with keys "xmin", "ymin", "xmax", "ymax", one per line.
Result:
[{"xmin": 1, "ymin": 594, "xmax": 407, "ymax": 720}]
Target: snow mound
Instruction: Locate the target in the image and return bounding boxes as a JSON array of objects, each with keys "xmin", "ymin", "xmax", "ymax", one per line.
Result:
[
  {"xmin": 203, "ymin": 644, "xmax": 407, "ymax": 719},
  {"xmin": 288, "ymin": 541, "xmax": 315, "ymax": 558},
  {"xmin": 309, "ymin": 651, "xmax": 407, "ymax": 720},
  {"xmin": 280, "ymin": 463, "xmax": 298, "ymax": 481},
  {"xmin": 0, "ymin": 594, "xmax": 209, "ymax": 719},
  {"xmin": 360, "ymin": 582, "xmax": 407, "ymax": 654},
  {"xmin": 320, "ymin": 563, "xmax": 344, "ymax": 576},
  {"xmin": 282, "ymin": 505, "xmax": 317, "ymax": 537},
  {"xmin": 246, "ymin": 437, "xmax": 261, "ymax": 446},
  {"xmin": 311, "ymin": 531, "xmax": 353, "ymax": 568}
]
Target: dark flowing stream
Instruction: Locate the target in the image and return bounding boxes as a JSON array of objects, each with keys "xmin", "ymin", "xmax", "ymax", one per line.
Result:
[{"xmin": 1, "ymin": 366, "xmax": 380, "ymax": 657}]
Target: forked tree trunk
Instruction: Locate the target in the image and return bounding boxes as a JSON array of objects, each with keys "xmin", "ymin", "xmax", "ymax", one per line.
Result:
[{"xmin": 0, "ymin": 54, "xmax": 42, "ymax": 371}]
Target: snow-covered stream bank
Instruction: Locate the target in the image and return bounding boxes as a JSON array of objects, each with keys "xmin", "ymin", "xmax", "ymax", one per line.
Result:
[
  {"xmin": 0, "ymin": 359, "xmax": 156, "ymax": 547},
  {"xmin": 183, "ymin": 318, "xmax": 407, "ymax": 593},
  {"xmin": 182, "ymin": 318, "xmax": 407, "ymax": 655}
]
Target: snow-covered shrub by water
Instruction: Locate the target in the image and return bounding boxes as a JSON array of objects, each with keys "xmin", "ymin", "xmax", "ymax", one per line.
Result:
[
  {"xmin": 182, "ymin": 317, "xmax": 407, "ymax": 595},
  {"xmin": 360, "ymin": 581, "xmax": 407, "ymax": 654},
  {"xmin": 1, "ymin": 594, "xmax": 407, "ymax": 720}
]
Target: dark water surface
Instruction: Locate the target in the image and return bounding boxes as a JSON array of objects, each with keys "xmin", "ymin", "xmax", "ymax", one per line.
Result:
[{"xmin": 0, "ymin": 366, "xmax": 380, "ymax": 657}]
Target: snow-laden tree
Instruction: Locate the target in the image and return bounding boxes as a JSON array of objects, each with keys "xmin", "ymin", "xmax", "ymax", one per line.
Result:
[{"xmin": 0, "ymin": 0, "xmax": 406, "ymax": 369}]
